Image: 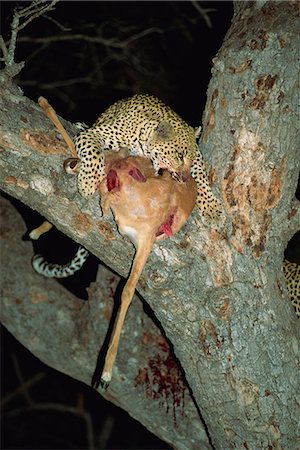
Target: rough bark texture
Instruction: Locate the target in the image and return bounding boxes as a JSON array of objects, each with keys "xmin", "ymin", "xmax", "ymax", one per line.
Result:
[
  {"xmin": 0, "ymin": 195, "xmax": 209, "ymax": 449},
  {"xmin": 1, "ymin": 1, "xmax": 300, "ymax": 449}
]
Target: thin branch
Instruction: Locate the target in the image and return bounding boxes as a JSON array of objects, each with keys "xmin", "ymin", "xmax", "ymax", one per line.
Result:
[
  {"xmin": 97, "ymin": 415, "xmax": 115, "ymax": 449},
  {"xmin": 42, "ymin": 13, "xmax": 72, "ymax": 32},
  {"xmin": 191, "ymin": 1, "xmax": 216, "ymax": 29},
  {"xmin": 0, "ymin": 36, "xmax": 8, "ymax": 59},
  {"xmin": 1, "ymin": 372, "xmax": 46, "ymax": 409},
  {"xmin": 11, "ymin": 353, "xmax": 34, "ymax": 406},
  {"xmin": 18, "ymin": 76, "xmax": 137, "ymax": 98},
  {"xmin": 3, "ymin": 403, "xmax": 96, "ymax": 450},
  {"xmin": 14, "ymin": 0, "xmax": 60, "ymax": 32},
  {"xmin": 16, "ymin": 26, "xmax": 164, "ymax": 49},
  {"xmin": 23, "ymin": 41, "xmax": 48, "ymax": 64},
  {"xmin": 20, "ymin": 75, "xmax": 98, "ymax": 89},
  {"xmin": 1, "ymin": 0, "xmax": 59, "ymax": 77}
]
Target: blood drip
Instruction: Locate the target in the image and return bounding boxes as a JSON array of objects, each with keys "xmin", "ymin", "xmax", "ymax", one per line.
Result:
[
  {"xmin": 156, "ymin": 214, "xmax": 174, "ymax": 237},
  {"xmin": 135, "ymin": 339, "xmax": 186, "ymax": 427}
]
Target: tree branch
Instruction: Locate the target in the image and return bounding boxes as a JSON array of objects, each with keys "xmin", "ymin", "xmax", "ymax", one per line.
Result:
[
  {"xmin": 0, "ymin": 0, "xmax": 59, "ymax": 78},
  {"xmin": 0, "ymin": 194, "xmax": 210, "ymax": 450},
  {"xmin": 16, "ymin": 27, "xmax": 164, "ymax": 48},
  {"xmin": 191, "ymin": 1, "xmax": 216, "ymax": 29}
]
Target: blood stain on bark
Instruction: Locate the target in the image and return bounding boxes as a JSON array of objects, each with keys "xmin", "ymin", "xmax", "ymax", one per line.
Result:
[{"xmin": 135, "ymin": 339, "xmax": 186, "ymax": 426}]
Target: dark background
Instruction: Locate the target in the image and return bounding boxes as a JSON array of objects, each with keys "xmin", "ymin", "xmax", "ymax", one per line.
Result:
[{"xmin": 1, "ymin": 2, "xmax": 298, "ymax": 450}]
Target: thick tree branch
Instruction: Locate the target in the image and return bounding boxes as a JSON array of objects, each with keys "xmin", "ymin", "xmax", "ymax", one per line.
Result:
[{"xmin": 0, "ymin": 194, "xmax": 210, "ymax": 450}]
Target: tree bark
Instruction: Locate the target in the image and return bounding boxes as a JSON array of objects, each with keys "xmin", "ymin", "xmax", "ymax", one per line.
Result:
[
  {"xmin": 0, "ymin": 194, "xmax": 210, "ymax": 450},
  {"xmin": 1, "ymin": 1, "xmax": 299, "ymax": 449}
]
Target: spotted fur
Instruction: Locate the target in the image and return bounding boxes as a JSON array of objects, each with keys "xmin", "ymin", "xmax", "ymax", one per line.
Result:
[
  {"xmin": 283, "ymin": 260, "xmax": 300, "ymax": 318},
  {"xmin": 74, "ymin": 94, "xmax": 222, "ymax": 219},
  {"xmin": 32, "ymin": 246, "xmax": 89, "ymax": 278}
]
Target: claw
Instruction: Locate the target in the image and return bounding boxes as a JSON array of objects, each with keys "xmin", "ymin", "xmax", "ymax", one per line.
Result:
[{"xmin": 171, "ymin": 171, "xmax": 185, "ymax": 183}]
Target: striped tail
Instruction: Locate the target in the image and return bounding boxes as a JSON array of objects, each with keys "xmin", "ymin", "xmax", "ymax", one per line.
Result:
[{"xmin": 32, "ymin": 246, "xmax": 89, "ymax": 278}]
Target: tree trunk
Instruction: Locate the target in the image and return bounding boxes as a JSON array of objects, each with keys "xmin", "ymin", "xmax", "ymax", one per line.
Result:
[{"xmin": 1, "ymin": 1, "xmax": 299, "ymax": 449}]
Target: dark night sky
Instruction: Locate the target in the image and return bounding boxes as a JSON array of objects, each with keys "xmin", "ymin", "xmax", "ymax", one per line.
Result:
[{"xmin": 1, "ymin": 1, "xmax": 233, "ymax": 123}]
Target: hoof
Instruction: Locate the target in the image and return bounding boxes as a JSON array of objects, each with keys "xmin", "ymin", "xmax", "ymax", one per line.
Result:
[{"xmin": 100, "ymin": 371, "xmax": 112, "ymax": 389}]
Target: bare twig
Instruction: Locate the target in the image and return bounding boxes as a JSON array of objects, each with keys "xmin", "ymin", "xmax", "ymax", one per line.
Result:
[
  {"xmin": 0, "ymin": 35, "xmax": 8, "ymax": 60},
  {"xmin": 22, "ymin": 75, "xmax": 98, "ymax": 89},
  {"xmin": 16, "ymin": 26, "xmax": 164, "ymax": 49},
  {"xmin": 97, "ymin": 415, "xmax": 115, "ymax": 449},
  {"xmin": 3, "ymin": 403, "xmax": 96, "ymax": 450},
  {"xmin": 43, "ymin": 13, "xmax": 71, "ymax": 32},
  {"xmin": 18, "ymin": 77, "xmax": 137, "ymax": 105},
  {"xmin": 11, "ymin": 0, "xmax": 60, "ymax": 33},
  {"xmin": 1, "ymin": 372, "xmax": 46, "ymax": 409},
  {"xmin": 0, "ymin": 0, "xmax": 59, "ymax": 77},
  {"xmin": 11, "ymin": 353, "xmax": 34, "ymax": 405},
  {"xmin": 191, "ymin": 1, "xmax": 216, "ymax": 29}
]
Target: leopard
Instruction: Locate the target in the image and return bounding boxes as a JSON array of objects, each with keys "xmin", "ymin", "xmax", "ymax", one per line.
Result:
[
  {"xmin": 72, "ymin": 93, "xmax": 222, "ymax": 220},
  {"xmin": 283, "ymin": 260, "xmax": 300, "ymax": 318},
  {"xmin": 33, "ymin": 94, "xmax": 300, "ymax": 319}
]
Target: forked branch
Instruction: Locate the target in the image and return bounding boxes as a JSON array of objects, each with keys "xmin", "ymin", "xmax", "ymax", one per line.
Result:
[{"xmin": 0, "ymin": 0, "xmax": 59, "ymax": 78}]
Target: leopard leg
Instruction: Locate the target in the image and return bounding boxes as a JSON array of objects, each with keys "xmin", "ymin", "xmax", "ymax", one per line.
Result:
[
  {"xmin": 150, "ymin": 157, "xmax": 162, "ymax": 177},
  {"xmin": 74, "ymin": 130, "xmax": 106, "ymax": 198},
  {"xmin": 74, "ymin": 121, "xmax": 89, "ymax": 132},
  {"xmin": 29, "ymin": 221, "xmax": 53, "ymax": 240},
  {"xmin": 283, "ymin": 260, "xmax": 300, "ymax": 318},
  {"xmin": 191, "ymin": 152, "xmax": 222, "ymax": 220}
]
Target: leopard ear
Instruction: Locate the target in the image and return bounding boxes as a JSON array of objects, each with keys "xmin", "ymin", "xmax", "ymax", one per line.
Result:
[{"xmin": 155, "ymin": 121, "xmax": 175, "ymax": 141}]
